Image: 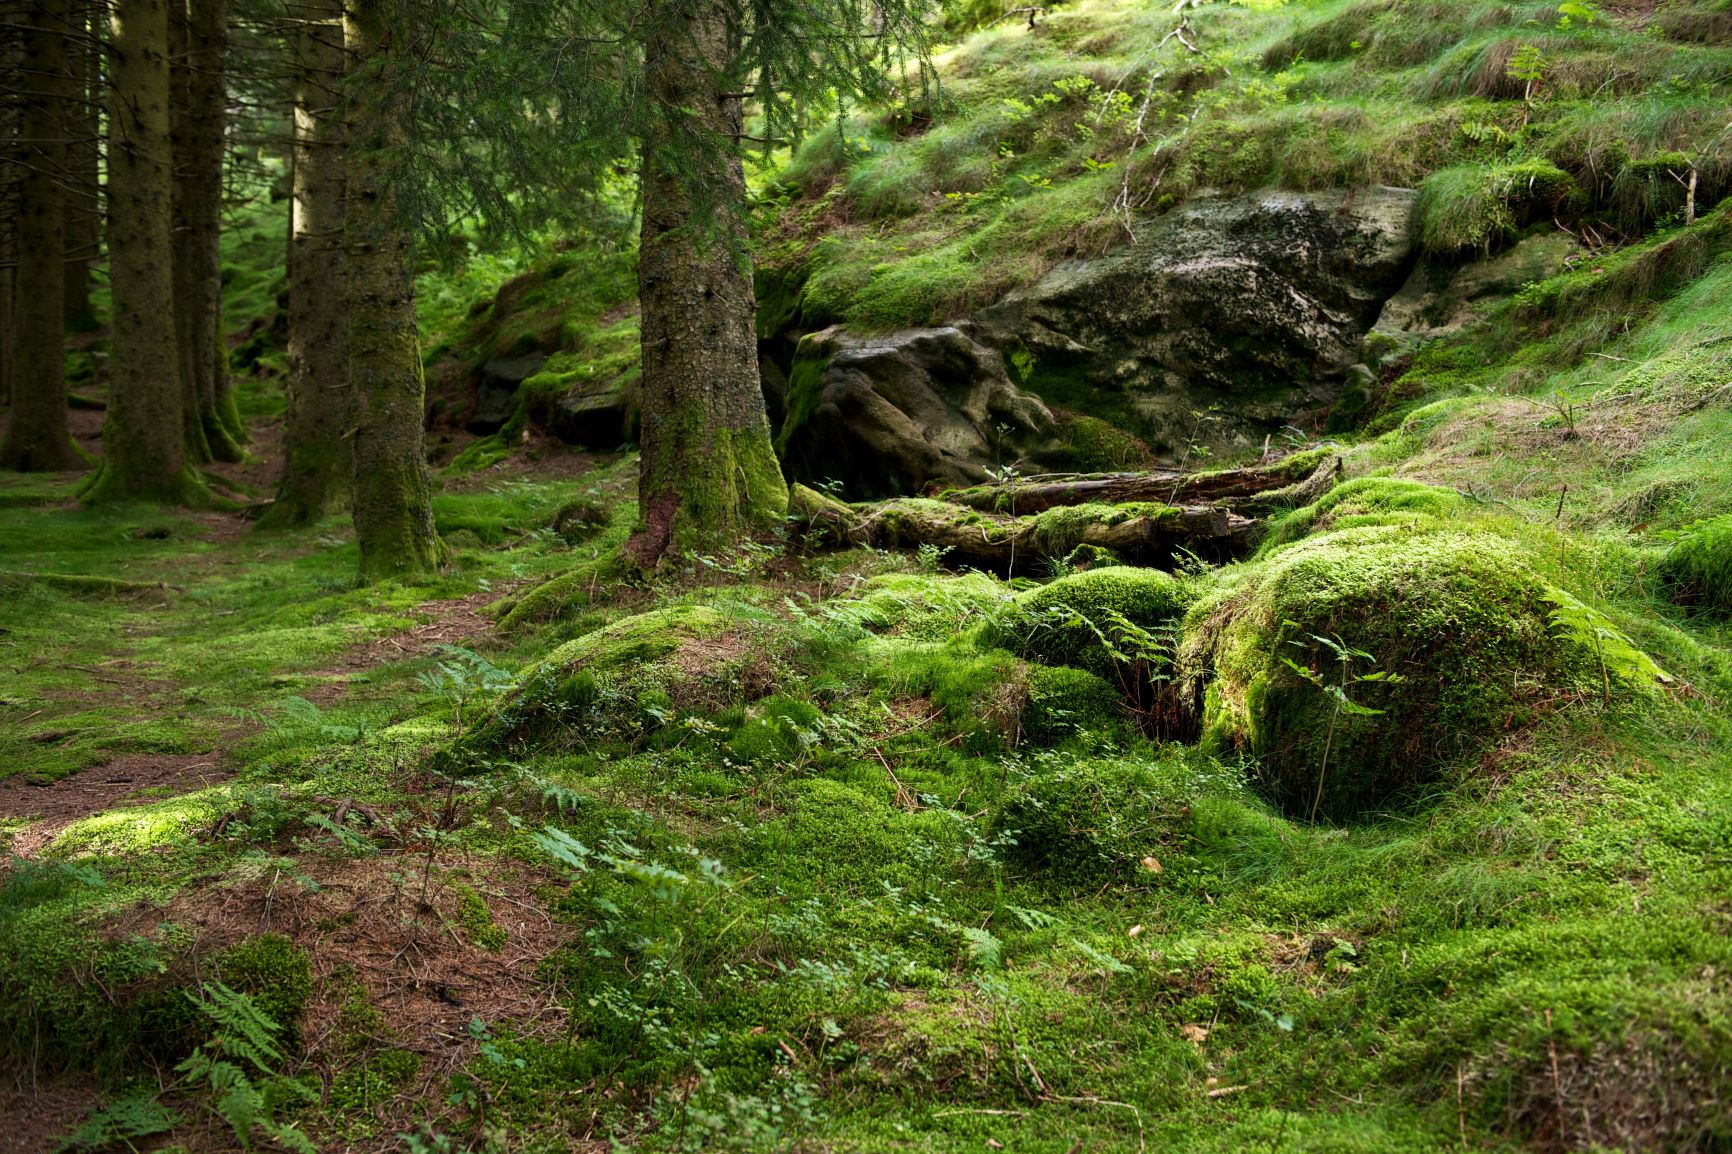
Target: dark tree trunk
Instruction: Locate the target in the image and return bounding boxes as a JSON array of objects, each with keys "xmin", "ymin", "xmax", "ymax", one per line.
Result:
[
  {"xmin": 0, "ymin": 0, "xmax": 25, "ymax": 411},
  {"xmin": 263, "ymin": 0, "xmax": 348, "ymax": 526},
  {"xmin": 62, "ymin": 0, "xmax": 99, "ymax": 332},
  {"xmin": 82, "ymin": 0, "xmax": 204, "ymax": 502},
  {"xmin": 170, "ymin": 0, "xmax": 239, "ymax": 463},
  {"xmin": 1, "ymin": 0, "xmax": 82, "ymax": 472},
  {"xmin": 628, "ymin": 2, "xmax": 787, "ymax": 565},
  {"xmin": 345, "ymin": 0, "xmax": 440, "ymax": 579}
]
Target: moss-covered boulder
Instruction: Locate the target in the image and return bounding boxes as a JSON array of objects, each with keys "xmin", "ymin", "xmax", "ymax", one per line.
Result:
[
  {"xmin": 1659, "ymin": 514, "xmax": 1732, "ymax": 618},
  {"xmin": 824, "ymin": 571, "xmax": 1017, "ymax": 641},
  {"xmin": 458, "ymin": 603, "xmax": 784, "ymax": 758},
  {"xmin": 989, "ymin": 566, "xmax": 1193, "ymax": 677},
  {"xmin": 1184, "ymin": 523, "xmax": 1662, "ymax": 821},
  {"xmin": 1021, "ymin": 665, "xmax": 1124, "ymax": 745},
  {"xmin": 1260, "ymin": 476, "xmax": 1465, "ymax": 549}
]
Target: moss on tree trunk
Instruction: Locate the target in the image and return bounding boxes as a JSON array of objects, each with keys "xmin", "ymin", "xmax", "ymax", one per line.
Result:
[
  {"xmin": 344, "ymin": 0, "xmax": 441, "ymax": 580},
  {"xmin": 263, "ymin": 0, "xmax": 349, "ymax": 527},
  {"xmin": 628, "ymin": 2, "xmax": 788, "ymax": 565},
  {"xmin": 0, "ymin": 0, "xmax": 82, "ymax": 473}
]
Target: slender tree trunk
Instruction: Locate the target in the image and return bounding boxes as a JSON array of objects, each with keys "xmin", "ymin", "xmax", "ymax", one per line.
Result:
[
  {"xmin": 169, "ymin": 2, "xmax": 212, "ymax": 464},
  {"xmin": 628, "ymin": 2, "xmax": 787, "ymax": 565},
  {"xmin": 0, "ymin": 0, "xmax": 24, "ymax": 410},
  {"xmin": 82, "ymin": 0, "xmax": 203, "ymax": 502},
  {"xmin": 263, "ymin": 0, "xmax": 349, "ymax": 526},
  {"xmin": 62, "ymin": 0, "xmax": 98, "ymax": 331},
  {"xmin": 1, "ymin": 0, "xmax": 82, "ymax": 471},
  {"xmin": 345, "ymin": 0, "xmax": 439, "ymax": 578}
]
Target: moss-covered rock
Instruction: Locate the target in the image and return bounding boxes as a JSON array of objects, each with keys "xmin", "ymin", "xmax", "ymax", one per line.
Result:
[
  {"xmin": 1659, "ymin": 514, "xmax": 1732, "ymax": 618},
  {"xmin": 825, "ymin": 571, "xmax": 1016, "ymax": 641},
  {"xmin": 1021, "ymin": 665, "xmax": 1124, "ymax": 745},
  {"xmin": 1261, "ymin": 476, "xmax": 1466, "ymax": 549},
  {"xmin": 1184, "ymin": 523, "xmax": 1659, "ymax": 820},
  {"xmin": 994, "ymin": 757, "xmax": 1189, "ymax": 882},
  {"xmin": 989, "ymin": 566, "xmax": 1193, "ymax": 678},
  {"xmin": 458, "ymin": 603, "xmax": 785, "ymax": 758}
]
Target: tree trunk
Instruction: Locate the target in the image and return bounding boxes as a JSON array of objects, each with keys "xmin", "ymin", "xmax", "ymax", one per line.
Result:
[
  {"xmin": 942, "ymin": 454, "xmax": 1343, "ymax": 517},
  {"xmin": 0, "ymin": 0, "xmax": 26, "ymax": 411},
  {"xmin": 345, "ymin": 0, "xmax": 440, "ymax": 579},
  {"xmin": 170, "ymin": 0, "xmax": 239, "ymax": 463},
  {"xmin": 1, "ymin": 0, "xmax": 82, "ymax": 472},
  {"xmin": 82, "ymin": 0, "xmax": 203, "ymax": 502},
  {"xmin": 62, "ymin": 0, "xmax": 99, "ymax": 332},
  {"xmin": 628, "ymin": 2, "xmax": 787, "ymax": 565},
  {"xmin": 262, "ymin": 0, "xmax": 348, "ymax": 526}
]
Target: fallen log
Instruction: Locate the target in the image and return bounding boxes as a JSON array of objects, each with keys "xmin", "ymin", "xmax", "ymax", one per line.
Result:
[
  {"xmin": 790, "ymin": 486, "xmax": 1255, "ymax": 574},
  {"xmin": 939, "ymin": 451, "xmax": 1342, "ymax": 517}
]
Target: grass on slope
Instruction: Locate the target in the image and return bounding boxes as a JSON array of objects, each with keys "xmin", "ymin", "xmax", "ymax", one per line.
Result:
[{"xmin": 760, "ymin": 0, "xmax": 1732, "ymax": 333}]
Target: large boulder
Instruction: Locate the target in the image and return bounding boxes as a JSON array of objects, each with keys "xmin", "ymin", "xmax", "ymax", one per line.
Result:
[
  {"xmin": 467, "ymin": 354, "xmax": 547, "ymax": 433},
  {"xmin": 775, "ymin": 325, "xmax": 1074, "ymax": 497},
  {"xmin": 1181, "ymin": 517, "xmax": 1668, "ymax": 821},
  {"xmin": 973, "ymin": 187, "xmax": 1418, "ymax": 456}
]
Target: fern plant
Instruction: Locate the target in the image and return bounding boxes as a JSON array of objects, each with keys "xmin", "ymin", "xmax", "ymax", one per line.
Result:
[
  {"xmin": 1279, "ymin": 626, "xmax": 1404, "ymax": 823},
  {"xmin": 417, "ymin": 644, "xmax": 516, "ymax": 729},
  {"xmin": 175, "ymin": 983, "xmax": 317, "ymax": 1153}
]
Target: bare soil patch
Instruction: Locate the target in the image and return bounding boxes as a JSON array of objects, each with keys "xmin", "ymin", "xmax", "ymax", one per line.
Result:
[{"xmin": 0, "ymin": 751, "xmax": 230, "ymax": 858}]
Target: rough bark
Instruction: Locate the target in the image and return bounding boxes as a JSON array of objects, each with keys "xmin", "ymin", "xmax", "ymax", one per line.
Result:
[
  {"xmin": 170, "ymin": 0, "xmax": 239, "ymax": 463},
  {"xmin": 1, "ymin": 0, "xmax": 82, "ymax": 472},
  {"xmin": 789, "ymin": 485, "xmax": 1255, "ymax": 575},
  {"xmin": 62, "ymin": 0, "xmax": 99, "ymax": 331},
  {"xmin": 344, "ymin": 0, "xmax": 440, "ymax": 579},
  {"xmin": 262, "ymin": 0, "xmax": 348, "ymax": 527},
  {"xmin": 82, "ymin": 0, "xmax": 204, "ymax": 502},
  {"xmin": 942, "ymin": 454, "xmax": 1343, "ymax": 517},
  {"xmin": 628, "ymin": 2, "xmax": 787, "ymax": 565}
]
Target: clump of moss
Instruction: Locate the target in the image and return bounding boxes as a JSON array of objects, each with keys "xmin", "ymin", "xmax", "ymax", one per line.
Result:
[
  {"xmin": 988, "ymin": 566, "xmax": 1193, "ymax": 678},
  {"xmin": 994, "ymin": 756, "xmax": 1188, "ymax": 882},
  {"xmin": 455, "ymin": 886, "xmax": 508, "ymax": 952},
  {"xmin": 460, "ymin": 602, "xmax": 790, "ymax": 759},
  {"xmin": 216, "ymin": 933, "xmax": 314, "ymax": 1049},
  {"xmin": 825, "ymin": 572, "xmax": 1016, "ymax": 640},
  {"xmin": 1659, "ymin": 514, "xmax": 1732, "ymax": 617},
  {"xmin": 1021, "ymin": 665, "xmax": 1123, "ymax": 745},
  {"xmin": 1261, "ymin": 477, "xmax": 1466, "ymax": 549},
  {"xmin": 1183, "ymin": 524, "xmax": 1648, "ymax": 820}
]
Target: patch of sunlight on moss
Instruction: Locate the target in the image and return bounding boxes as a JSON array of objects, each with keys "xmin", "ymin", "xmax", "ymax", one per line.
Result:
[{"xmin": 52, "ymin": 790, "xmax": 227, "ymax": 856}]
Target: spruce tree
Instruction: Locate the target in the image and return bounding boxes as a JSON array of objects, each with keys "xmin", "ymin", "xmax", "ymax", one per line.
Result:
[
  {"xmin": 262, "ymin": 0, "xmax": 349, "ymax": 527},
  {"xmin": 1, "ymin": 0, "xmax": 82, "ymax": 472},
  {"xmin": 82, "ymin": 0, "xmax": 207, "ymax": 503},
  {"xmin": 345, "ymin": 0, "xmax": 440, "ymax": 579}
]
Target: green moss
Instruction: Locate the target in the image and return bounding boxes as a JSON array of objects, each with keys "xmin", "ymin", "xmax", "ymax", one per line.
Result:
[
  {"xmin": 988, "ymin": 566, "xmax": 1193, "ymax": 678},
  {"xmin": 1184, "ymin": 524, "xmax": 1655, "ymax": 820},
  {"xmin": 455, "ymin": 885, "xmax": 508, "ymax": 951},
  {"xmin": 1659, "ymin": 514, "xmax": 1732, "ymax": 617},
  {"xmin": 825, "ymin": 571, "xmax": 1017, "ymax": 641},
  {"xmin": 1021, "ymin": 665, "xmax": 1123, "ymax": 745},
  {"xmin": 216, "ymin": 933, "xmax": 314, "ymax": 1049},
  {"xmin": 994, "ymin": 754, "xmax": 1194, "ymax": 882},
  {"xmin": 1261, "ymin": 477, "xmax": 1467, "ymax": 549}
]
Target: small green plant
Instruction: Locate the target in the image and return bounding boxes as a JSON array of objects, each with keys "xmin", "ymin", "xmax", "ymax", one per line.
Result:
[
  {"xmin": 1279, "ymin": 627, "xmax": 1405, "ymax": 823},
  {"xmin": 175, "ymin": 983, "xmax": 317, "ymax": 1153},
  {"xmin": 53, "ymin": 1094, "xmax": 178, "ymax": 1154},
  {"xmin": 417, "ymin": 645, "xmax": 515, "ymax": 729},
  {"xmin": 1506, "ymin": 44, "xmax": 1548, "ymax": 103}
]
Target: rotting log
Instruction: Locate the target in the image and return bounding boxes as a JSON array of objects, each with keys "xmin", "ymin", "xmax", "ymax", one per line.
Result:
[
  {"xmin": 789, "ymin": 487, "xmax": 1255, "ymax": 574},
  {"xmin": 940, "ymin": 453, "xmax": 1343, "ymax": 517}
]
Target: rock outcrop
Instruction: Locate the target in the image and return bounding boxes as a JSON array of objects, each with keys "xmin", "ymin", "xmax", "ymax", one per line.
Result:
[
  {"xmin": 971, "ymin": 187, "xmax": 1417, "ymax": 457},
  {"xmin": 776, "ymin": 325, "xmax": 1073, "ymax": 497},
  {"xmin": 773, "ymin": 188, "xmax": 1418, "ymax": 495}
]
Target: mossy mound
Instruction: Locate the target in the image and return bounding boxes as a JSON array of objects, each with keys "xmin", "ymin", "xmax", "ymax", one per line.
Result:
[
  {"xmin": 1185, "ymin": 524, "xmax": 1653, "ymax": 821},
  {"xmin": 994, "ymin": 756, "xmax": 1192, "ymax": 882},
  {"xmin": 824, "ymin": 572, "xmax": 1016, "ymax": 641},
  {"xmin": 1261, "ymin": 477, "xmax": 1466, "ymax": 549},
  {"xmin": 1021, "ymin": 665, "xmax": 1124, "ymax": 745},
  {"xmin": 458, "ymin": 603, "xmax": 787, "ymax": 758},
  {"xmin": 1659, "ymin": 514, "xmax": 1732, "ymax": 618},
  {"xmin": 988, "ymin": 566, "xmax": 1193, "ymax": 678}
]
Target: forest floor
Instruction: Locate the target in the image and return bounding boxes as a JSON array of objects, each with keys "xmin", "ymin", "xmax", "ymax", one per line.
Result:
[{"xmin": 4, "ymin": 224, "xmax": 1732, "ymax": 1154}]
